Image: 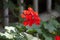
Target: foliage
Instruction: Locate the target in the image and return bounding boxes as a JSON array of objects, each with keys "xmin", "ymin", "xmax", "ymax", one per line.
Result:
[{"xmin": 1, "ymin": 18, "xmax": 59, "ymax": 40}]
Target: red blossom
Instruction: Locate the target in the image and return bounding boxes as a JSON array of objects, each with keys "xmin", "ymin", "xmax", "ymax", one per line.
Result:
[
  {"xmin": 55, "ymin": 36, "xmax": 60, "ymax": 40},
  {"xmin": 21, "ymin": 7, "xmax": 41, "ymax": 27}
]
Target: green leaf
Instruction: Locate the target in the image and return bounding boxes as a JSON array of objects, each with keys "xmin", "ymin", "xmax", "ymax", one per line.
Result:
[
  {"xmin": 26, "ymin": 24, "xmax": 42, "ymax": 34},
  {"xmin": 43, "ymin": 21, "xmax": 56, "ymax": 33},
  {"xmin": 26, "ymin": 29, "xmax": 37, "ymax": 35},
  {"xmin": 43, "ymin": 34, "xmax": 54, "ymax": 40}
]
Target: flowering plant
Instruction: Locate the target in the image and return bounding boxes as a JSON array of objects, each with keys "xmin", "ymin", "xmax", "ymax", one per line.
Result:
[
  {"xmin": 19, "ymin": 7, "xmax": 60, "ymax": 40},
  {"xmin": 0, "ymin": 7, "xmax": 60, "ymax": 40}
]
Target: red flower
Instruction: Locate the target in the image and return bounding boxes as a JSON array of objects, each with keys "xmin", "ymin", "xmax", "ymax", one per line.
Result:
[
  {"xmin": 55, "ymin": 36, "xmax": 60, "ymax": 40},
  {"xmin": 21, "ymin": 7, "xmax": 41, "ymax": 27}
]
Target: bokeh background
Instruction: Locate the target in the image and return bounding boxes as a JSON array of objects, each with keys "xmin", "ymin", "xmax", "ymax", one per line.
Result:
[{"xmin": 0, "ymin": 0, "xmax": 60, "ymax": 32}]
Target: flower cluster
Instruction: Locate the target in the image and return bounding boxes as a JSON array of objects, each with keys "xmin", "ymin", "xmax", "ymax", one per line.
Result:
[{"xmin": 21, "ymin": 7, "xmax": 41, "ymax": 26}]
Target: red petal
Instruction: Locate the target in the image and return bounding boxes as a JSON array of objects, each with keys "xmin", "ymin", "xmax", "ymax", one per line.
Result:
[
  {"xmin": 23, "ymin": 21, "xmax": 28, "ymax": 26},
  {"xmin": 37, "ymin": 17, "xmax": 41, "ymax": 21},
  {"xmin": 21, "ymin": 14, "xmax": 25, "ymax": 18},
  {"xmin": 26, "ymin": 15, "xmax": 32, "ymax": 20},
  {"xmin": 35, "ymin": 21, "xmax": 40, "ymax": 25},
  {"xmin": 28, "ymin": 20, "xmax": 33, "ymax": 26},
  {"xmin": 28, "ymin": 7, "xmax": 33, "ymax": 11},
  {"xmin": 23, "ymin": 10, "xmax": 27, "ymax": 15},
  {"xmin": 26, "ymin": 10, "xmax": 30, "ymax": 15},
  {"xmin": 30, "ymin": 11, "xmax": 35, "ymax": 16}
]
